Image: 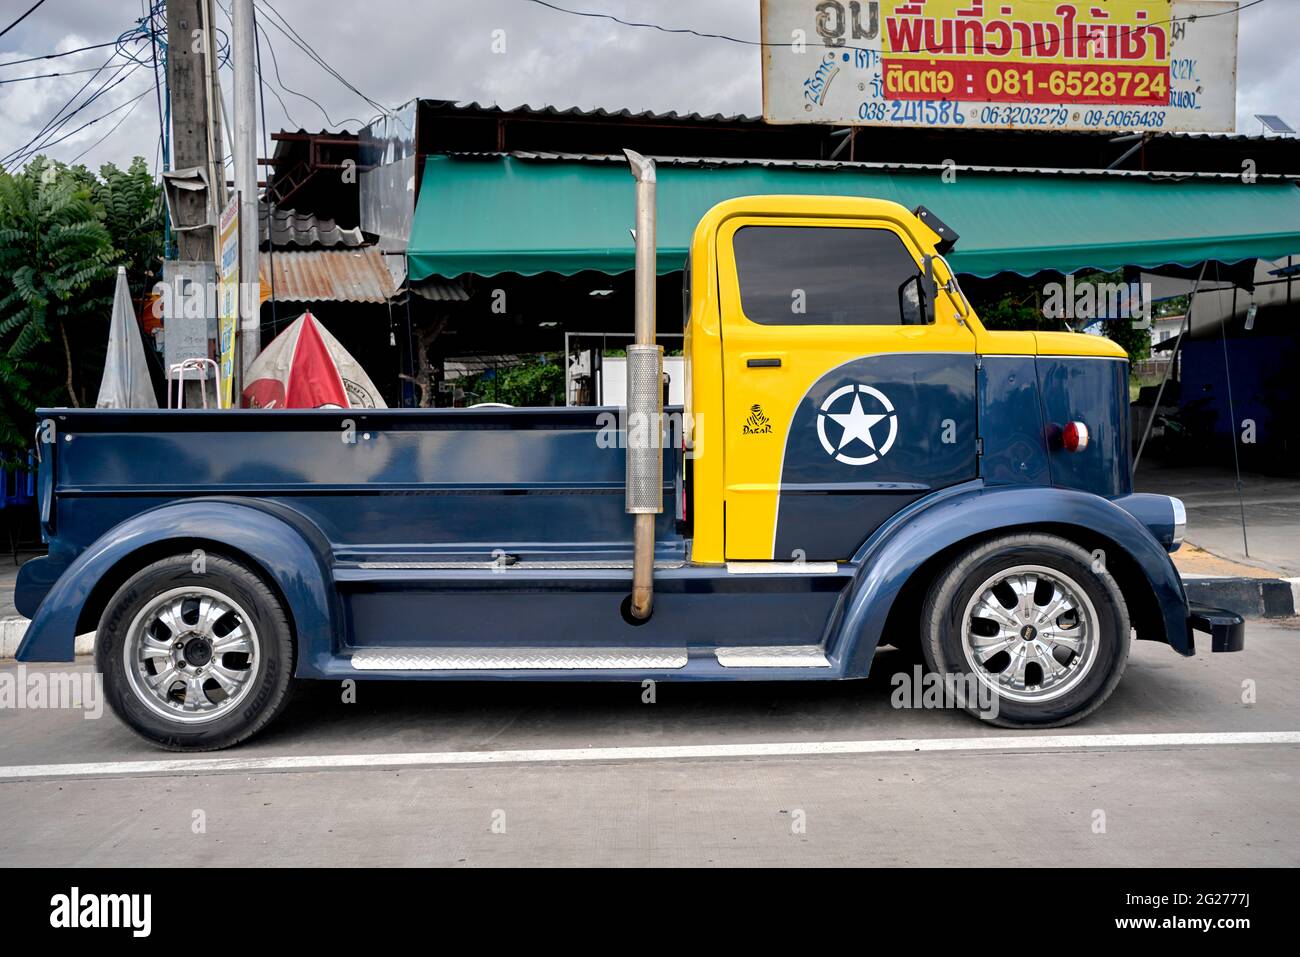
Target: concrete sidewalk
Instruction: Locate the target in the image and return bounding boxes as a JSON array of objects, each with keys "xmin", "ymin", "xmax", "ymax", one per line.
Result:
[
  {"xmin": 1136, "ymin": 462, "xmax": 1300, "ymax": 578},
  {"xmin": 1136, "ymin": 462, "xmax": 1300, "ymax": 618}
]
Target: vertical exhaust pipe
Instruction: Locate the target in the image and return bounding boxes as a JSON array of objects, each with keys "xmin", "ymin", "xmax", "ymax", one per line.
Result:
[{"xmin": 624, "ymin": 149, "xmax": 662, "ymax": 620}]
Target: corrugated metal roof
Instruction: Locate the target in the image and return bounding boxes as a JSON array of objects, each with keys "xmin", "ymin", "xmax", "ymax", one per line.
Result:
[
  {"xmin": 422, "ymin": 99, "xmax": 762, "ymax": 125},
  {"xmin": 259, "ymin": 246, "xmax": 396, "ymax": 304},
  {"xmin": 410, "ymin": 277, "xmax": 471, "ymax": 301},
  {"xmin": 259, "ymin": 205, "xmax": 364, "ymax": 249},
  {"xmin": 445, "ymin": 150, "xmax": 1300, "ymax": 183},
  {"xmin": 418, "ymin": 99, "xmax": 1293, "ymax": 144}
]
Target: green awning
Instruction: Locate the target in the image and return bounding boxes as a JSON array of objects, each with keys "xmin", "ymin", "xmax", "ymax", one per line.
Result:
[{"xmin": 407, "ymin": 154, "xmax": 1300, "ymax": 280}]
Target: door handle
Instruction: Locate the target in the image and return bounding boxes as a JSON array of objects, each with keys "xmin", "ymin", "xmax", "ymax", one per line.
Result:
[{"xmin": 746, "ymin": 357, "xmax": 782, "ymax": 368}]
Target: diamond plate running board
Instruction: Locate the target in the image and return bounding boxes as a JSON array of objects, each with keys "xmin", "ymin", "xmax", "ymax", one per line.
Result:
[
  {"xmin": 350, "ymin": 647, "xmax": 688, "ymax": 671},
  {"xmin": 713, "ymin": 645, "xmax": 831, "ymax": 668}
]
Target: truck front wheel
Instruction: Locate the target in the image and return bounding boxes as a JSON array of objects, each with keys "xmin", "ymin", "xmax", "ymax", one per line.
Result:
[
  {"xmin": 921, "ymin": 533, "xmax": 1130, "ymax": 728},
  {"xmin": 96, "ymin": 553, "xmax": 296, "ymax": 750}
]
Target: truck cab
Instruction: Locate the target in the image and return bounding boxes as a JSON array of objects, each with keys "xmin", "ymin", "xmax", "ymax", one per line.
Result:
[{"xmin": 14, "ymin": 172, "xmax": 1243, "ymax": 750}]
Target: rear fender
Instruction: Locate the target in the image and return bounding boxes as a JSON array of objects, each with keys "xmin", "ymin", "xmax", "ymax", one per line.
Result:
[
  {"xmin": 16, "ymin": 498, "xmax": 338, "ymax": 676},
  {"xmin": 831, "ymin": 482, "xmax": 1189, "ymax": 675}
]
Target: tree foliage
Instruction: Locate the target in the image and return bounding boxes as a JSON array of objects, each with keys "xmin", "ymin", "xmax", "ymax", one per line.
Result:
[
  {"xmin": 0, "ymin": 156, "xmax": 161, "ymax": 454},
  {"xmin": 468, "ymin": 356, "xmax": 564, "ymax": 406}
]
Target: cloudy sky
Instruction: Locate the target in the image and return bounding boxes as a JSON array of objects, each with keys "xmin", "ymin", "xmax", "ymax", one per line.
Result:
[{"xmin": 0, "ymin": 0, "xmax": 1293, "ymax": 174}]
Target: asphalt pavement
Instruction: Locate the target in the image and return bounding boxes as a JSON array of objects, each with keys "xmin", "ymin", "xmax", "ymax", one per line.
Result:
[{"xmin": 1, "ymin": 620, "xmax": 1297, "ymax": 866}]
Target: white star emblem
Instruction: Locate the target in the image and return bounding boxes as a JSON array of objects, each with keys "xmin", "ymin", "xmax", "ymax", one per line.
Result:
[
  {"xmin": 829, "ymin": 394, "xmax": 888, "ymax": 452},
  {"xmin": 816, "ymin": 384, "xmax": 898, "ymax": 466}
]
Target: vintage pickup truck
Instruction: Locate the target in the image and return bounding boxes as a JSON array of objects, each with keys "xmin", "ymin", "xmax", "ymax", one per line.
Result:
[{"xmin": 15, "ymin": 152, "xmax": 1243, "ymax": 750}]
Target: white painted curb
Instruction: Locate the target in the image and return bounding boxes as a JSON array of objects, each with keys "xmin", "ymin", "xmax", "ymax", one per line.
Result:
[{"xmin": 0, "ymin": 618, "xmax": 93, "ymax": 658}]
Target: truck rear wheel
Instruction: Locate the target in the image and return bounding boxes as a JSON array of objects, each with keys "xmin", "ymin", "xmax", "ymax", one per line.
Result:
[
  {"xmin": 921, "ymin": 533, "xmax": 1130, "ymax": 728},
  {"xmin": 96, "ymin": 553, "xmax": 296, "ymax": 750}
]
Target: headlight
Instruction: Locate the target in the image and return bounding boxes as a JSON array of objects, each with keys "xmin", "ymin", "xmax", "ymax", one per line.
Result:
[{"xmin": 1170, "ymin": 496, "xmax": 1186, "ymax": 547}]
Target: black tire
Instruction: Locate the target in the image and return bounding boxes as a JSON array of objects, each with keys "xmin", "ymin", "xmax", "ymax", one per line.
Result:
[
  {"xmin": 96, "ymin": 553, "xmax": 296, "ymax": 750},
  {"xmin": 921, "ymin": 533, "xmax": 1129, "ymax": 728}
]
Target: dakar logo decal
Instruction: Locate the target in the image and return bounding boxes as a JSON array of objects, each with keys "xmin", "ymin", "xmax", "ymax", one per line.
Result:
[
  {"xmin": 742, "ymin": 403, "xmax": 773, "ymax": 435},
  {"xmin": 816, "ymin": 384, "xmax": 898, "ymax": 466}
]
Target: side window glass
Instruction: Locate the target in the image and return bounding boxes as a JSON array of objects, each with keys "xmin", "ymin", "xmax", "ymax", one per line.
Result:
[{"xmin": 732, "ymin": 225, "xmax": 924, "ymax": 326}]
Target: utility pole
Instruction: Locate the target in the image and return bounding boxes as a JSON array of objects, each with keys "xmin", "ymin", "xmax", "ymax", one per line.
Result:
[
  {"xmin": 165, "ymin": 0, "xmax": 225, "ymax": 407},
  {"xmin": 233, "ymin": 0, "xmax": 261, "ymax": 377},
  {"xmin": 166, "ymin": 0, "xmax": 222, "ymax": 261}
]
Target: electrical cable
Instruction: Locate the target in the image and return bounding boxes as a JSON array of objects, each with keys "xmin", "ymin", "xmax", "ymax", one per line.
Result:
[
  {"xmin": 0, "ymin": 0, "xmax": 49, "ymax": 40},
  {"xmin": 0, "ymin": 39, "xmax": 121, "ymax": 69},
  {"xmin": 252, "ymin": 0, "xmax": 393, "ymax": 115},
  {"xmin": 69, "ymin": 86, "xmax": 148, "ymax": 164}
]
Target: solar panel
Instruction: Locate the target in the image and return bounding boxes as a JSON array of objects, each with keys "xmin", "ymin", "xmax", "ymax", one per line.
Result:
[{"xmin": 1255, "ymin": 114, "xmax": 1296, "ymax": 134}]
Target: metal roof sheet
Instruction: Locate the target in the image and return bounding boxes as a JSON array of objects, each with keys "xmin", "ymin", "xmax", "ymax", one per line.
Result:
[
  {"xmin": 259, "ymin": 246, "xmax": 396, "ymax": 304},
  {"xmin": 445, "ymin": 150, "xmax": 1300, "ymax": 183},
  {"xmin": 416, "ymin": 99, "xmax": 1296, "ymax": 144},
  {"xmin": 259, "ymin": 205, "xmax": 364, "ymax": 249},
  {"xmin": 422, "ymin": 99, "xmax": 762, "ymax": 126}
]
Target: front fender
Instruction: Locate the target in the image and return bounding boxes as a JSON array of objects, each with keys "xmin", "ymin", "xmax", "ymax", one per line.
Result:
[
  {"xmin": 16, "ymin": 498, "xmax": 338, "ymax": 676},
  {"xmin": 831, "ymin": 482, "xmax": 1189, "ymax": 675}
]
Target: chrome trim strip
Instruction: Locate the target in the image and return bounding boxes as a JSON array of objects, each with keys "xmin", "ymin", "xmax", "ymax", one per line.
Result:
[
  {"xmin": 726, "ymin": 561, "xmax": 839, "ymax": 575},
  {"xmin": 351, "ymin": 647, "xmax": 688, "ymax": 671},
  {"xmin": 354, "ymin": 560, "xmax": 685, "ymax": 570},
  {"xmin": 714, "ymin": 645, "xmax": 831, "ymax": 668}
]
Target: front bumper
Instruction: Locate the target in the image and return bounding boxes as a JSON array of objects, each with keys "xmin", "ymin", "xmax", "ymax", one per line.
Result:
[{"xmin": 1188, "ymin": 604, "xmax": 1246, "ymax": 653}]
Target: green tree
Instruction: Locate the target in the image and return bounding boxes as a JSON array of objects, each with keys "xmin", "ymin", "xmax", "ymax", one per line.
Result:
[
  {"xmin": 94, "ymin": 157, "xmax": 165, "ymax": 297},
  {"xmin": 0, "ymin": 158, "xmax": 115, "ymax": 443},
  {"xmin": 0, "ymin": 156, "xmax": 162, "ymax": 453},
  {"xmin": 469, "ymin": 356, "xmax": 564, "ymax": 406}
]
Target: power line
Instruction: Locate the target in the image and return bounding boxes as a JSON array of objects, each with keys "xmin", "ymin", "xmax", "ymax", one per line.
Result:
[
  {"xmin": 0, "ymin": 66, "xmax": 105, "ymax": 85},
  {"xmin": 0, "ymin": 40, "xmax": 121, "ymax": 69},
  {"xmin": 3, "ymin": 13, "xmax": 162, "ymax": 169},
  {"xmin": 17, "ymin": 86, "xmax": 153, "ymax": 163},
  {"xmin": 5, "ymin": 59, "xmax": 145, "ymax": 166},
  {"xmin": 523, "ymin": 0, "xmax": 1267, "ymax": 58},
  {"xmin": 69, "ymin": 87, "xmax": 149, "ymax": 164},
  {"xmin": 0, "ymin": 0, "xmax": 49, "ymax": 40},
  {"xmin": 252, "ymin": 0, "xmax": 393, "ymax": 115}
]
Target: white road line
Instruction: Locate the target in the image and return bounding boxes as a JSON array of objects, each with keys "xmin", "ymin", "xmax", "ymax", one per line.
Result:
[{"xmin": 1, "ymin": 731, "xmax": 1298, "ymax": 781}]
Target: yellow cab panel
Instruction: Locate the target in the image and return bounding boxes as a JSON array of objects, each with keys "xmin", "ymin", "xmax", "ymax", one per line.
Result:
[{"xmin": 685, "ymin": 196, "xmax": 977, "ymax": 563}]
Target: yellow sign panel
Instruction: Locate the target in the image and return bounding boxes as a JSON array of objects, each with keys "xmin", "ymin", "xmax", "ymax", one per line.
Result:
[{"xmin": 217, "ymin": 196, "xmax": 239, "ymax": 409}]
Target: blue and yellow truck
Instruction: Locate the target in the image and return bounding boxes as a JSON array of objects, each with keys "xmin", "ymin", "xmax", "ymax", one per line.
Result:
[{"xmin": 14, "ymin": 152, "xmax": 1243, "ymax": 749}]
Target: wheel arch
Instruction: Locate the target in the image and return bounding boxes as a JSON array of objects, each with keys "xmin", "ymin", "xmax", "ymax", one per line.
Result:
[
  {"xmin": 17, "ymin": 498, "xmax": 339, "ymax": 675},
  {"xmin": 834, "ymin": 484, "xmax": 1189, "ymax": 675},
  {"xmin": 74, "ymin": 537, "xmax": 295, "ymax": 641}
]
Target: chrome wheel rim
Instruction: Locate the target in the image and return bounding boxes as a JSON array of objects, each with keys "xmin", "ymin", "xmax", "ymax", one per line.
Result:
[
  {"xmin": 123, "ymin": 586, "xmax": 260, "ymax": 723},
  {"xmin": 960, "ymin": 564, "xmax": 1099, "ymax": 703}
]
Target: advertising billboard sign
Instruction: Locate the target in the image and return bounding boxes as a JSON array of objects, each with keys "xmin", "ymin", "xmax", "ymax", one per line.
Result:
[{"xmin": 761, "ymin": 0, "xmax": 1239, "ymax": 133}]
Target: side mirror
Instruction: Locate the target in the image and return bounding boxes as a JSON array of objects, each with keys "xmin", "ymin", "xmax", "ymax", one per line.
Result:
[
  {"xmin": 921, "ymin": 255, "xmax": 939, "ymax": 324},
  {"xmin": 898, "ymin": 275, "xmax": 926, "ymax": 326}
]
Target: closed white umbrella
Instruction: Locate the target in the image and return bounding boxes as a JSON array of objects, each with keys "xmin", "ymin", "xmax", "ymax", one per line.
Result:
[{"xmin": 95, "ymin": 266, "xmax": 158, "ymax": 409}]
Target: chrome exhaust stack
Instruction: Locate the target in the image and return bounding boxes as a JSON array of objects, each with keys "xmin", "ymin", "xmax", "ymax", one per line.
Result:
[{"xmin": 624, "ymin": 149, "xmax": 662, "ymax": 620}]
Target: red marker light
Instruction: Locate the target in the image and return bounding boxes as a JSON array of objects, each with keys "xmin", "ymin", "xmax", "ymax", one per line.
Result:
[{"xmin": 1062, "ymin": 420, "xmax": 1089, "ymax": 453}]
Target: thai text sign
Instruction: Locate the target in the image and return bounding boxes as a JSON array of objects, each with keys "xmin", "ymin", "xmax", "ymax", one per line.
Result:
[
  {"xmin": 761, "ymin": 0, "xmax": 1238, "ymax": 132},
  {"xmin": 217, "ymin": 196, "xmax": 239, "ymax": 409}
]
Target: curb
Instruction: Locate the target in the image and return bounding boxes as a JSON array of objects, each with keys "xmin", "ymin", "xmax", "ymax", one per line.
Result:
[
  {"xmin": 1, "ymin": 619, "xmax": 94, "ymax": 660},
  {"xmin": 1181, "ymin": 576, "xmax": 1299, "ymax": 621}
]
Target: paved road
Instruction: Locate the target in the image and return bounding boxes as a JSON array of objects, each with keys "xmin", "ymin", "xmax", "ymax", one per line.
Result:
[{"xmin": 1, "ymin": 621, "xmax": 1297, "ymax": 866}]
